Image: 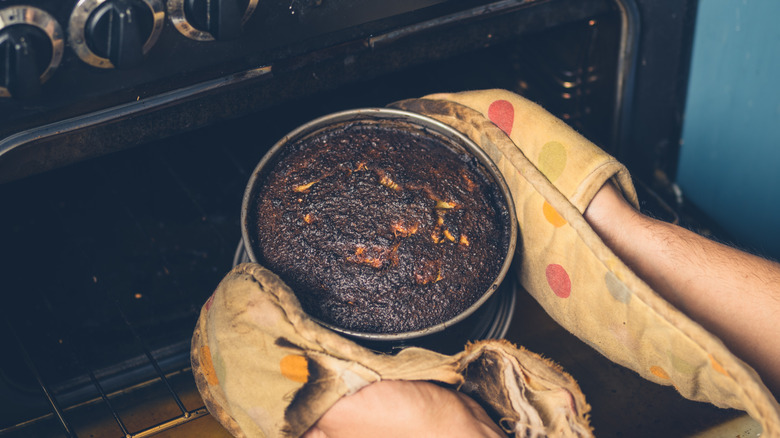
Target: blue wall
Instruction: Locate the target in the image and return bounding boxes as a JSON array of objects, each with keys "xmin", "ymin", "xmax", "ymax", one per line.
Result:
[{"xmin": 677, "ymin": 0, "xmax": 780, "ymax": 259}]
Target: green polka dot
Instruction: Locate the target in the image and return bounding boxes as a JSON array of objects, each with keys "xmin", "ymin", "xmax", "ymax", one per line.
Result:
[
  {"xmin": 538, "ymin": 141, "xmax": 567, "ymax": 182},
  {"xmin": 669, "ymin": 351, "xmax": 697, "ymax": 375},
  {"xmin": 605, "ymin": 271, "xmax": 632, "ymax": 303}
]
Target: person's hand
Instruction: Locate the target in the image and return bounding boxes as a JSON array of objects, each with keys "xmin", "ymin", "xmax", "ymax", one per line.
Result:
[{"xmin": 302, "ymin": 380, "xmax": 507, "ymax": 438}]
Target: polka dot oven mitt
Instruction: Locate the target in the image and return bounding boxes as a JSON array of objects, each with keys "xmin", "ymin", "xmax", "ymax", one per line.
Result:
[
  {"xmin": 390, "ymin": 89, "xmax": 780, "ymax": 435},
  {"xmin": 192, "ymin": 263, "xmax": 593, "ymax": 437}
]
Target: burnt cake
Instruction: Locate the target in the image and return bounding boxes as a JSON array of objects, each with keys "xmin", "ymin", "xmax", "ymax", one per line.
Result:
[{"xmin": 249, "ymin": 118, "xmax": 511, "ymax": 334}]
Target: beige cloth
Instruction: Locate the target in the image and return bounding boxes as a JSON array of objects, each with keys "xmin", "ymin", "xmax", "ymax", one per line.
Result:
[
  {"xmin": 192, "ymin": 263, "xmax": 592, "ymax": 437},
  {"xmin": 192, "ymin": 89, "xmax": 780, "ymax": 437}
]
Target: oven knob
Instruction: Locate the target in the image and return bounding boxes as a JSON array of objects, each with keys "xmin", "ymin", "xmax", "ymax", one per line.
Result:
[
  {"xmin": 69, "ymin": 0, "xmax": 165, "ymax": 69},
  {"xmin": 0, "ymin": 7, "xmax": 64, "ymax": 99},
  {"xmin": 168, "ymin": 0, "xmax": 258, "ymax": 41}
]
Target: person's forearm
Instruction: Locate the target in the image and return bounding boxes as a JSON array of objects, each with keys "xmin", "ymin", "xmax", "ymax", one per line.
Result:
[{"xmin": 584, "ymin": 183, "xmax": 780, "ymax": 396}]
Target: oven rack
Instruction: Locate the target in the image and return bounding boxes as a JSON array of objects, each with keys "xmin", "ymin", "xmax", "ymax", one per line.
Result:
[
  {"xmin": 0, "ymin": 125, "xmax": 247, "ymax": 437},
  {"xmin": 2, "ymin": 307, "xmax": 209, "ymax": 438}
]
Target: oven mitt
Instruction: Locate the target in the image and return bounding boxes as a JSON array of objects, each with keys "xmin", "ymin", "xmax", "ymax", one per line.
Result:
[
  {"xmin": 192, "ymin": 263, "xmax": 592, "ymax": 437},
  {"xmin": 389, "ymin": 89, "xmax": 780, "ymax": 435}
]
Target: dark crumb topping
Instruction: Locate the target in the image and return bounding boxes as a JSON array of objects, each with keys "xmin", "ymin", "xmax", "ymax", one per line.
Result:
[{"xmin": 251, "ymin": 120, "xmax": 511, "ymax": 333}]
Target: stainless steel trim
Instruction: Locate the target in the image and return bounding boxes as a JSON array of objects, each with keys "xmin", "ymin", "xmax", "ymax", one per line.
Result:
[
  {"xmin": 0, "ymin": 65, "xmax": 272, "ymax": 182},
  {"xmin": 240, "ymin": 108, "xmax": 518, "ymax": 342},
  {"xmin": 68, "ymin": 0, "xmax": 166, "ymax": 69},
  {"xmin": 0, "ymin": 6, "xmax": 65, "ymax": 97},
  {"xmin": 610, "ymin": 0, "xmax": 640, "ymax": 158},
  {"xmin": 167, "ymin": 0, "xmax": 258, "ymax": 41}
]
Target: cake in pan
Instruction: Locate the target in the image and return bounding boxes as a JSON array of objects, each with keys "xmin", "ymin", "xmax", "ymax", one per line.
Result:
[{"xmin": 250, "ymin": 118, "xmax": 512, "ymax": 334}]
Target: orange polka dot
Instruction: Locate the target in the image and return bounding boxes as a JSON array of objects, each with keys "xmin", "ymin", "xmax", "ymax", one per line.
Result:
[
  {"xmin": 538, "ymin": 141, "xmax": 567, "ymax": 182},
  {"xmin": 709, "ymin": 355, "xmax": 729, "ymax": 377},
  {"xmin": 542, "ymin": 201, "xmax": 567, "ymax": 227},
  {"xmin": 200, "ymin": 345, "xmax": 220, "ymax": 386},
  {"xmin": 280, "ymin": 354, "xmax": 309, "ymax": 383},
  {"xmin": 650, "ymin": 365, "xmax": 670, "ymax": 380}
]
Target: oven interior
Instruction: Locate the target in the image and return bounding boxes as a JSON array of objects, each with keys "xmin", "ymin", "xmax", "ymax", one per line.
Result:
[{"xmin": 0, "ymin": 0, "xmax": 759, "ymax": 436}]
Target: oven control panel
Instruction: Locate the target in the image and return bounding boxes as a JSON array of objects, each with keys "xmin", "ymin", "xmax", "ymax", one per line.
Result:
[
  {"xmin": 0, "ymin": 0, "xmax": 258, "ymax": 98},
  {"xmin": 0, "ymin": 0, "xmax": 460, "ymax": 133},
  {"xmin": 3, "ymin": 0, "xmax": 583, "ymax": 184}
]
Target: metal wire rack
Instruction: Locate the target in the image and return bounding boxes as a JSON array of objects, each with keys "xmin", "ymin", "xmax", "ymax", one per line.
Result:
[
  {"xmin": 2, "ymin": 303, "xmax": 210, "ymax": 438},
  {"xmin": 0, "ymin": 125, "xmax": 248, "ymax": 437}
]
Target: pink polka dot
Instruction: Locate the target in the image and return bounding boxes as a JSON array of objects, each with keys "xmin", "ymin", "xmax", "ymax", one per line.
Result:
[
  {"xmin": 488, "ymin": 100, "xmax": 514, "ymax": 136},
  {"xmin": 546, "ymin": 264, "xmax": 571, "ymax": 298}
]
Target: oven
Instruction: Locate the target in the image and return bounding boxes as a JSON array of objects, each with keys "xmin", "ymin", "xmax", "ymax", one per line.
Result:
[{"xmin": 1, "ymin": 0, "xmax": 756, "ymax": 436}]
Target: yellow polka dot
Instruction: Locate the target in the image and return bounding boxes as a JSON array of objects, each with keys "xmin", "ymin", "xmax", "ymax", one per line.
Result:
[
  {"xmin": 650, "ymin": 365, "xmax": 670, "ymax": 380},
  {"xmin": 200, "ymin": 346, "xmax": 220, "ymax": 386},
  {"xmin": 542, "ymin": 201, "xmax": 567, "ymax": 227},
  {"xmin": 709, "ymin": 355, "xmax": 729, "ymax": 377},
  {"xmin": 538, "ymin": 141, "xmax": 567, "ymax": 182},
  {"xmin": 280, "ymin": 354, "xmax": 309, "ymax": 383}
]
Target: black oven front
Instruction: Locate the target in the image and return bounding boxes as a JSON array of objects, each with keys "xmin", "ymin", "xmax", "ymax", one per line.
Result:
[{"xmin": 1, "ymin": 1, "xmax": 736, "ymax": 437}]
